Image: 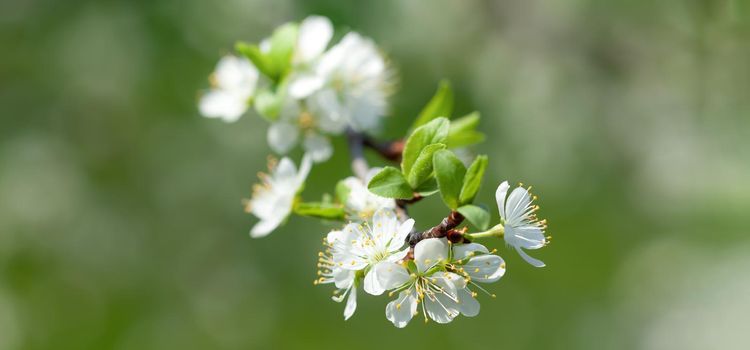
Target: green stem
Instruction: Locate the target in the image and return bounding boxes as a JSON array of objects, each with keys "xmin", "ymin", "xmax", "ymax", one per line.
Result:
[{"xmin": 464, "ymin": 224, "xmax": 504, "ymax": 240}]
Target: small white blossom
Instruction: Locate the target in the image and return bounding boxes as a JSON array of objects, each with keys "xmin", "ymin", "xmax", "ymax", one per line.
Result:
[
  {"xmin": 199, "ymin": 55, "xmax": 259, "ymax": 122},
  {"xmin": 292, "ymin": 32, "xmax": 392, "ymax": 132},
  {"xmin": 244, "ymin": 155, "xmax": 312, "ymax": 238},
  {"xmin": 316, "ymin": 230, "xmax": 358, "ymax": 320},
  {"xmin": 375, "ymin": 238, "xmax": 477, "ymax": 327},
  {"xmin": 341, "ymin": 168, "xmax": 396, "ymax": 220},
  {"xmin": 266, "ymin": 101, "xmax": 333, "ymax": 163},
  {"xmin": 496, "ymin": 181, "xmax": 549, "ymax": 267},
  {"xmin": 331, "ymin": 208, "xmax": 413, "ymax": 296}
]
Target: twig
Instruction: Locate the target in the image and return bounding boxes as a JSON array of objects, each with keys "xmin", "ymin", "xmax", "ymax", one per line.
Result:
[
  {"xmin": 345, "ymin": 128, "xmax": 370, "ymax": 180},
  {"xmin": 407, "ymin": 211, "xmax": 465, "ymax": 246},
  {"xmin": 363, "ymin": 136, "xmax": 404, "ymax": 163}
]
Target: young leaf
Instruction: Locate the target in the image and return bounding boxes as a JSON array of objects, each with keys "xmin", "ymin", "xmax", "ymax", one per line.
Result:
[
  {"xmin": 411, "ymin": 80, "xmax": 454, "ymax": 130},
  {"xmin": 414, "ymin": 178, "xmax": 439, "ymax": 197},
  {"xmin": 457, "ymin": 204, "xmax": 490, "ymax": 231},
  {"xmin": 267, "ymin": 23, "xmax": 298, "ymax": 79},
  {"xmin": 446, "ymin": 111, "xmax": 485, "ymax": 148},
  {"xmin": 235, "ymin": 41, "xmax": 273, "ymax": 78},
  {"xmin": 433, "ymin": 149, "xmax": 466, "ymax": 209},
  {"xmin": 407, "ymin": 143, "xmax": 446, "ymax": 188},
  {"xmin": 459, "ymin": 155, "xmax": 488, "ymax": 205},
  {"xmin": 367, "ymin": 167, "xmax": 414, "ymax": 199},
  {"xmin": 401, "ymin": 117, "xmax": 450, "ymax": 176},
  {"xmin": 293, "ymin": 202, "xmax": 346, "ymax": 220}
]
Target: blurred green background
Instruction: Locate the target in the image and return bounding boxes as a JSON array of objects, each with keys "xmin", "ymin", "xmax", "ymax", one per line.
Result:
[{"xmin": 2, "ymin": 0, "xmax": 750, "ymax": 349}]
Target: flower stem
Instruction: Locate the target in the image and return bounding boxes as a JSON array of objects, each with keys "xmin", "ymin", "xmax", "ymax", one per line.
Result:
[{"xmin": 464, "ymin": 224, "xmax": 504, "ymax": 240}]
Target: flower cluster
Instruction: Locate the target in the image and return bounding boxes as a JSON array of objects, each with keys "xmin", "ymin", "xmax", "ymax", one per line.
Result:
[
  {"xmin": 200, "ymin": 15, "xmax": 392, "ymax": 163},
  {"xmin": 200, "ymin": 15, "xmax": 552, "ymax": 327}
]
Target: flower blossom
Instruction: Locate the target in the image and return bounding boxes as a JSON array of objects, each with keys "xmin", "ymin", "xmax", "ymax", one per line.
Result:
[
  {"xmin": 244, "ymin": 155, "xmax": 312, "ymax": 237},
  {"xmin": 199, "ymin": 55, "xmax": 259, "ymax": 122},
  {"xmin": 315, "ymin": 229, "xmax": 357, "ymax": 319},
  {"xmin": 340, "ymin": 169, "xmax": 396, "ymax": 220},
  {"xmin": 495, "ymin": 181, "xmax": 549, "ymax": 267}
]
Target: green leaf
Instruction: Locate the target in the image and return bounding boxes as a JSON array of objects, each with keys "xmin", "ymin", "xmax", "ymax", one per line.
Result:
[
  {"xmin": 235, "ymin": 41, "xmax": 274, "ymax": 78},
  {"xmin": 267, "ymin": 23, "xmax": 298, "ymax": 79},
  {"xmin": 367, "ymin": 167, "xmax": 414, "ymax": 199},
  {"xmin": 401, "ymin": 117, "xmax": 450, "ymax": 176},
  {"xmin": 293, "ymin": 202, "xmax": 346, "ymax": 220},
  {"xmin": 433, "ymin": 149, "xmax": 467, "ymax": 209},
  {"xmin": 459, "ymin": 155, "xmax": 488, "ymax": 205},
  {"xmin": 457, "ymin": 204, "xmax": 490, "ymax": 230},
  {"xmin": 446, "ymin": 112, "xmax": 485, "ymax": 148},
  {"xmin": 412, "ymin": 80, "xmax": 454, "ymax": 130},
  {"xmin": 407, "ymin": 143, "xmax": 446, "ymax": 188},
  {"xmin": 414, "ymin": 178, "xmax": 439, "ymax": 197}
]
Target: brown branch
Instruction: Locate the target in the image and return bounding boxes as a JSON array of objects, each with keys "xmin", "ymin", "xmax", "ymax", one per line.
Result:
[
  {"xmin": 363, "ymin": 136, "xmax": 404, "ymax": 163},
  {"xmin": 407, "ymin": 210, "xmax": 465, "ymax": 247}
]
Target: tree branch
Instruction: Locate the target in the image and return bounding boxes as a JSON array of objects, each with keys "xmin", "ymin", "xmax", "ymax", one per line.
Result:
[{"xmin": 407, "ymin": 211, "xmax": 465, "ymax": 246}]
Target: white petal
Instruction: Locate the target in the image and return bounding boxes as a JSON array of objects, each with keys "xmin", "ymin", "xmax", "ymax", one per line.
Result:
[
  {"xmin": 363, "ymin": 266, "xmax": 385, "ymax": 296},
  {"xmin": 249, "ymin": 215, "xmax": 284, "ymax": 238},
  {"xmin": 495, "ymin": 181, "xmax": 510, "ymax": 220},
  {"xmin": 295, "ymin": 154, "xmax": 313, "ymax": 186},
  {"xmin": 516, "ymin": 246, "xmax": 545, "ymax": 267},
  {"xmin": 424, "ymin": 292, "xmax": 459, "ymax": 324},
  {"xmin": 214, "ymin": 55, "xmax": 258, "ymax": 92},
  {"xmin": 296, "ymin": 15, "xmax": 333, "ymax": 63},
  {"xmin": 267, "ymin": 122, "xmax": 299, "ymax": 154},
  {"xmin": 386, "ymin": 291, "xmax": 417, "ymax": 328},
  {"xmin": 456, "ymin": 287, "xmax": 480, "ymax": 317},
  {"xmin": 464, "ymin": 254, "xmax": 506, "ymax": 283},
  {"xmin": 388, "ymin": 218, "xmax": 414, "ymax": 252},
  {"xmin": 371, "ymin": 208, "xmax": 398, "ymax": 249},
  {"xmin": 303, "ymin": 133, "xmax": 332, "ymax": 163},
  {"xmin": 505, "ymin": 187, "xmax": 532, "ymax": 225},
  {"xmin": 199, "ymin": 90, "xmax": 247, "ymax": 122},
  {"xmin": 414, "ymin": 238, "xmax": 449, "ymax": 273},
  {"xmin": 452, "ymin": 243, "xmax": 490, "ymax": 261},
  {"xmin": 374, "ymin": 262, "xmax": 411, "ymax": 290},
  {"xmin": 288, "ymin": 73, "xmax": 325, "ymax": 98},
  {"xmin": 386, "ymin": 247, "xmax": 409, "ymax": 263},
  {"xmin": 333, "ymin": 269, "xmax": 355, "ymax": 290},
  {"xmin": 343, "ymin": 287, "xmax": 357, "ymax": 320},
  {"xmin": 504, "ymin": 224, "xmax": 545, "ymax": 250}
]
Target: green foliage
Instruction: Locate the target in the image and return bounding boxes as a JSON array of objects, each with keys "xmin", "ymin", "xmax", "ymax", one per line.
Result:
[
  {"xmin": 401, "ymin": 117, "xmax": 449, "ymax": 176},
  {"xmin": 407, "ymin": 143, "xmax": 446, "ymax": 188},
  {"xmin": 411, "ymin": 80, "xmax": 454, "ymax": 130},
  {"xmin": 267, "ymin": 23, "xmax": 298, "ymax": 79},
  {"xmin": 457, "ymin": 204, "xmax": 490, "ymax": 230},
  {"xmin": 235, "ymin": 41, "xmax": 274, "ymax": 78},
  {"xmin": 433, "ymin": 149, "xmax": 467, "ymax": 209},
  {"xmin": 293, "ymin": 202, "xmax": 346, "ymax": 220},
  {"xmin": 235, "ymin": 23, "xmax": 298, "ymax": 83},
  {"xmin": 367, "ymin": 166, "xmax": 414, "ymax": 199},
  {"xmin": 459, "ymin": 155, "xmax": 488, "ymax": 205},
  {"xmin": 446, "ymin": 112, "xmax": 485, "ymax": 148}
]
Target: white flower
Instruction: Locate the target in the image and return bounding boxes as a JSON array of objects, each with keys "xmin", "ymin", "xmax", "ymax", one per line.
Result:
[
  {"xmin": 331, "ymin": 208, "xmax": 413, "ymax": 296},
  {"xmin": 244, "ymin": 155, "xmax": 312, "ymax": 238},
  {"xmin": 288, "ymin": 15, "xmax": 334, "ymax": 97},
  {"xmin": 291, "ymin": 32, "xmax": 392, "ymax": 132},
  {"xmin": 341, "ymin": 168, "xmax": 396, "ymax": 220},
  {"xmin": 495, "ymin": 181, "xmax": 548, "ymax": 267},
  {"xmin": 375, "ymin": 238, "xmax": 478, "ymax": 327},
  {"xmin": 199, "ymin": 55, "xmax": 259, "ymax": 122},
  {"xmin": 315, "ymin": 230, "xmax": 358, "ymax": 320},
  {"xmin": 266, "ymin": 100, "xmax": 333, "ymax": 162}
]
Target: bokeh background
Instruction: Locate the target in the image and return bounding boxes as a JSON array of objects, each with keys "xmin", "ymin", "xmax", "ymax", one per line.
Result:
[{"xmin": 2, "ymin": 0, "xmax": 750, "ymax": 349}]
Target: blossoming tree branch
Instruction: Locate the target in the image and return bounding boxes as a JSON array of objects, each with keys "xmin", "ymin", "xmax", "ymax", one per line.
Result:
[{"xmin": 199, "ymin": 16, "xmax": 550, "ymax": 327}]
